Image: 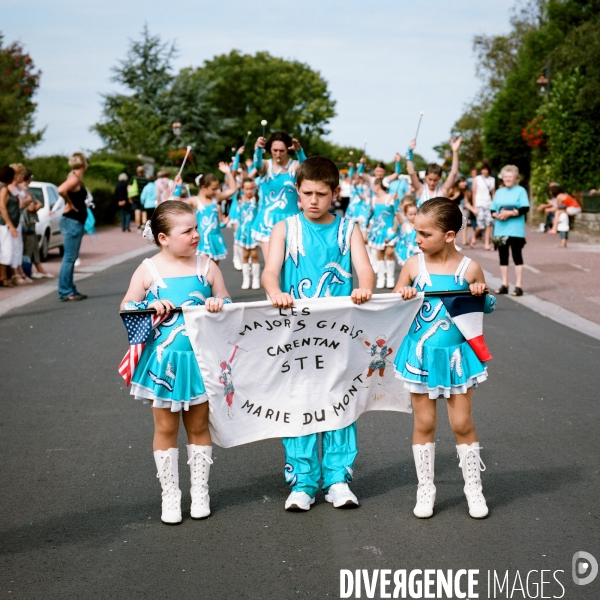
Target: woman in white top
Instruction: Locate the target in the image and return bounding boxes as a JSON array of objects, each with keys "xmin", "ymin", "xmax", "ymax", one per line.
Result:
[{"xmin": 470, "ymin": 160, "xmax": 496, "ymax": 250}]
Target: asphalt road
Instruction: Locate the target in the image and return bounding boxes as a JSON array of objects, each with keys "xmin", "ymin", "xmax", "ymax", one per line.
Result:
[{"xmin": 1, "ymin": 234, "xmax": 599, "ymax": 599}]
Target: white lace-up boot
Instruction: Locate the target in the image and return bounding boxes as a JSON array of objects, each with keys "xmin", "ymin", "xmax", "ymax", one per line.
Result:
[
  {"xmin": 457, "ymin": 442, "xmax": 489, "ymax": 518},
  {"xmin": 251, "ymin": 263, "xmax": 261, "ymax": 290},
  {"xmin": 187, "ymin": 444, "xmax": 213, "ymax": 519},
  {"xmin": 241, "ymin": 264, "xmax": 250, "ymax": 289},
  {"xmin": 412, "ymin": 443, "xmax": 436, "ymax": 518},
  {"xmin": 385, "ymin": 260, "xmax": 396, "ymax": 288},
  {"xmin": 376, "ymin": 261, "xmax": 385, "ymax": 289},
  {"xmin": 233, "ymin": 244, "xmax": 243, "ymax": 270},
  {"xmin": 154, "ymin": 448, "xmax": 182, "ymax": 524}
]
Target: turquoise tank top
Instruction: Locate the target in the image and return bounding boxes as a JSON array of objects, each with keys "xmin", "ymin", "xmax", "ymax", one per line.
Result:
[{"xmin": 281, "ymin": 213, "xmax": 354, "ymax": 299}]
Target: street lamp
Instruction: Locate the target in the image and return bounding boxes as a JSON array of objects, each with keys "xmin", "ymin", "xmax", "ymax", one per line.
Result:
[
  {"xmin": 536, "ymin": 74, "xmax": 549, "ymax": 96},
  {"xmin": 172, "ymin": 122, "xmax": 182, "ymax": 137}
]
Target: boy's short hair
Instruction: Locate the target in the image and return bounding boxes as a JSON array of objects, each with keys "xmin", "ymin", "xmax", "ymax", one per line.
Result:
[{"xmin": 296, "ymin": 156, "xmax": 340, "ymax": 192}]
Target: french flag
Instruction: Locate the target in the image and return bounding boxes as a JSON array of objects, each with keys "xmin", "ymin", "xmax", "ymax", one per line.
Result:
[{"xmin": 441, "ymin": 294, "xmax": 493, "ymax": 362}]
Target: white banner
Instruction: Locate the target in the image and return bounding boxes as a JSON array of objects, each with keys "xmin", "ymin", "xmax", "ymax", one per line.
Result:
[{"xmin": 184, "ymin": 294, "xmax": 423, "ymax": 448}]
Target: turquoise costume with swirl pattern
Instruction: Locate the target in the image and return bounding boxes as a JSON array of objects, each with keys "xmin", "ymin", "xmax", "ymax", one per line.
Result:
[
  {"xmin": 252, "ymin": 159, "xmax": 300, "ymax": 243},
  {"xmin": 130, "ymin": 256, "xmax": 212, "ymax": 411},
  {"xmin": 394, "ymin": 254, "xmax": 495, "ymax": 398},
  {"xmin": 280, "ymin": 213, "xmax": 358, "ymax": 498},
  {"xmin": 197, "ymin": 200, "xmax": 227, "ymax": 260},
  {"xmin": 234, "ymin": 198, "xmax": 258, "ymax": 249},
  {"xmin": 368, "ymin": 197, "xmax": 397, "ymax": 249}
]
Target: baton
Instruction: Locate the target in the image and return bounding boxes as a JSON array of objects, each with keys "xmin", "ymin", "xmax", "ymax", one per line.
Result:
[
  {"xmin": 168, "ymin": 145, "xmax": 192, "ymax": 197},
  {"xmin": 261, "ymin": 120, "xmax": 268, "ymax": 138},
  {"xmin": 414, "ymin": 111, "xmax": 424, "ymax": 142},
  {"xmin": 119, "ymin": 290, "xmax": 488, "ymax": 316}
]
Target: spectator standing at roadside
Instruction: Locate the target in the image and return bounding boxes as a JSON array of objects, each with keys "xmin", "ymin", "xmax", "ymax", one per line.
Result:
[
  {"xmin": 21, "ymin": 168, "xmax": 53, "ymax": 279},
  {"xmin": 115, "ymin": 173, "xmax": 131, "ymax": 232},
  {"xmin": 141, "ymin": 175, "xmax": 157, "ymax": 222},
  {"xmin": 155, "ymin": 170, "xmax": 172, "ymax": 205},
  {"xmin": 0, "ymin": 166, "xmax": 20, "ymax": 287},
  {"xmin": 490, "ymin": 164, "xmax": 530, "ymax": 297},
  {"xmin": 129, "ymin": 166, "xmax": 148, "ymax": 233},
  {"xmin": 8, "ymin": 163, "xmax": 36, "ymax": 284},
  {"xmin": 56, "ymin": 152, "xmax": 89, "ymax": 302},
  {"xmin": 471, "ymin": 160, "xmax": 495, "ymax": 250}
]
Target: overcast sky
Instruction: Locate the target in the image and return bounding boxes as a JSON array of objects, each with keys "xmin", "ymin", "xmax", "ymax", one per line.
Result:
[{"xmin": 4, "ymin": 0, "xmax": 515, "ymax": 163}]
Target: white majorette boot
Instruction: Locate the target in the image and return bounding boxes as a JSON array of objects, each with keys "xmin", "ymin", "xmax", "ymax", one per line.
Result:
[
  {"xmin": 154, "ymin": 448, "xmax": 182, "ymax": 524},
  {"xmin": 368, "ymin": 246, "xmax": 377, "ymax": 268},
  {"xmin": 187, "ymin": 444, "xmax": 213, "ymax": 519},
  {"xmin": 457, "ymin": 442, "xmax": 489, "ymax": 518},
  {"xmin": 241, "ymin": 263, "xmax": 250, "ymax": 289},
  {"xmin": 412, "ymin": 443, "xmax": 436, "ymax": 518},
  {"xmin": 251, "ymin": 262, "xmax": 261, "ymax": 290},
  {"xmin": 385, "ymin": 260, "xmax": 396, "ymax": 288},
  {"xmin": 233, "ymin": 243, "xmax": 243, "ymax": 270},
  {"xmin": 376, "ymin": 261, "xmax": 385, "ymax": 289}
]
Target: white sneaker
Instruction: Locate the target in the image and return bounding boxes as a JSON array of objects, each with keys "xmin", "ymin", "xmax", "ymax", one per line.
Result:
[
  {"xmin": 74, "ymin": 258, "xmax": 81, "ymax": 267},
  {"xmin": 42, "ymin": 272, "xmax": 55, "ymax": 278},
  {"xmin": 325, "ymin": 483, "xmax": 359, "ymax": 508},
  {"xmin": 285, "ymin": 491, "xmax": 314, "ymax": 511},
  {"xmin": 30, "ymin": 272, "xmax": 44, "ymax": 279}
]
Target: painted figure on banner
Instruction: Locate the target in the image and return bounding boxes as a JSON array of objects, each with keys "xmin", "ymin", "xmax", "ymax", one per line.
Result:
[
  {"xmin": 363, "ymin": 335, "xmax": 393, "ymax": 387},
  {"xmin": 219, "ymin": 345, "xmax": 240, "ymax": 419}
]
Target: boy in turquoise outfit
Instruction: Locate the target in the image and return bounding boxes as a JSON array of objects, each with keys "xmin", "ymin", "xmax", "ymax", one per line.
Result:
[{"xmin": 262, "ymin": 157, "xmax": 375, "ymax": 511}]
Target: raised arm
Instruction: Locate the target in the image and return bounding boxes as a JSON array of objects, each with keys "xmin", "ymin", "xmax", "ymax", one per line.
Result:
[
  {"xmin": 216, "ymin": 163, "xmax": 237, "ymax": 201},
  {"xmin": 406, "ymin": 140, "xmax": 423, "ymax": 196},
  {"xmin": 253, "ymin": 137, "xmax": 268, "ymax": 177},
  {"xmin": 441, "ymin": 136, "xmax": 462, "ymax": 195}
]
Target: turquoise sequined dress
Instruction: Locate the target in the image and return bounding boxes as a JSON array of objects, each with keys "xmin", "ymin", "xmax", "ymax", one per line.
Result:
[
  {"xmin": 345, "ymin": 184, "xmax": 371, "ymax": 232},
  {"xmin": 130, "ymin": 256, "xmax": 212, "ymax": 411},
  {"xmin": 234, "ymin": 198, "xmax": 258, "ymax": 249},
  {"xmin": 197, "ymin": 200, "xmax": 227, "ymax": 260},
  {"xmin": 395, "ymin": 222, "xmax": 418, "ymax": 265},
  {"xmin": 394, "ymin": 254, "xmax": 490, "ymax": 399},
  {"xmin": 368, "ymin": 196, "xmax": 397, "ymax": 250},
  {"xmin": 252, "ymin": 159, "xmax": 300, "ymax": 243}
]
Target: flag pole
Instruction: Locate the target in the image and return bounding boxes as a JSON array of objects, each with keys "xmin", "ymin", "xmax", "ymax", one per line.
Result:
[{"xmin": 119, "ymin": 290, "xmax": 489, "ymax": 316}]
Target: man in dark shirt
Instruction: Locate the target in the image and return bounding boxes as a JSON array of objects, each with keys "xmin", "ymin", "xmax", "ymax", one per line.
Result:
[{"xmin": 131, "ymin": 166, "xmax": 148, "ymax": 232}]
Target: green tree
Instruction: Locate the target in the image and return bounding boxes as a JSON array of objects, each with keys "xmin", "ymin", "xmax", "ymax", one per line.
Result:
[
  {"xmin": 92, "ymin": 26, "xmax": 176, "ymax": 160},
  {"xmin": 190, "ymin": 50, "xmax": 337, "ymax": 155},
  {"xmin": 0, "ymin": 33, "xmax": 43, "ymax": 164}
]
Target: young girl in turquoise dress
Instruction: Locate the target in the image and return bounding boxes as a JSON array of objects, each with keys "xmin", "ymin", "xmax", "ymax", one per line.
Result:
[
  {"xmin": 367, "ymin": 178, "xmax": 398, "ymax": 290},
  {"xmin": 187, "ymin": 163, "xmax": 237, "ymax": 264},
  {"xmin": 121, "ymin": 201, "xmax": 232, "ymax": 525},
  {"xmin": 250, "ymin": 131, "xmax": 306, "ymax": 259},
  {"xmin": 345, "ymin": 173, "xmax": 371, "ymax": 242},
  {"xmin": 234, "ymin": 177, "xmax": 260, "ymax": 290},
  {"xmin": 393, "ymin": 197, "xmax": 495, "ymax": 520},
  {"xmin": 395, "ymin": 200, "xmax": 419, "ymax": 266}
]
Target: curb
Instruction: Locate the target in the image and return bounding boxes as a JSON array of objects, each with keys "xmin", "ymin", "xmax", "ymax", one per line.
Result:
[
  {"xmin": 0, "ymin": 245, "xmax": 154, "ymax": 318},
  {"xmin": 483, "ymin": 269, "xmax": 600, "ymax": 343}
]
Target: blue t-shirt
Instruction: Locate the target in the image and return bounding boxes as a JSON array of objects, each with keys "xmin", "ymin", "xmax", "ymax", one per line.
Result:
[{"xmin": 490, "ymin": 185, "xmax": 529, "ymax": 238}]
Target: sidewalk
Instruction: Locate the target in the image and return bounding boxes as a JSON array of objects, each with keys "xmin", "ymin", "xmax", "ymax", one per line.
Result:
[
  {"xmin": 0, "ymin": 226, "xmax": 152, "ymax": 313},
  {"xmin": 463, "ymin": 227, "xmax": 600, "ymax": 326}
]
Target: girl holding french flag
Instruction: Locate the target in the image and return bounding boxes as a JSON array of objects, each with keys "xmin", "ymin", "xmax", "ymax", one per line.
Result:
[{"xmin": 393, "ymin": 197, "xmax": 496, "ymax": 520}]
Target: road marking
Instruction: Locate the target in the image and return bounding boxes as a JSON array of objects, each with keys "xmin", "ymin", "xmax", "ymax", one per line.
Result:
[
  {"xmin": 483, "ymin": 269, "xmax": 600, "ymax": 342},
  {"xmin": 523, "ymin": 264, "xmax": 541, "ymax": 274},
  {"xmin": 0, "ymin": 245, "xmax": 154, "ymax": 318},
  {"xmin": 570, "ymin": 263, "xmax": 591, "ymax": 272}
]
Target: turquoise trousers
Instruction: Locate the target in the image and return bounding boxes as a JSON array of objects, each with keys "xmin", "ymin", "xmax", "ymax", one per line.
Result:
[{"xmin": 282, "ymin": 423, "xmax": 358, "ymax": 498}]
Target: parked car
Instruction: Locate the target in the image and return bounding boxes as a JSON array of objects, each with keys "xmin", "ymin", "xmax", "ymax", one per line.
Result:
[{"xmin": 28, "ymin": 182, "xmax": 64, "ymax": 261}]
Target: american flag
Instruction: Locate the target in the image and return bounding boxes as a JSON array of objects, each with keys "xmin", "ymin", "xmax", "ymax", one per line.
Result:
[{"xmin": 118, "ymin": 312, "xmax": 167, "ymax": 386}]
